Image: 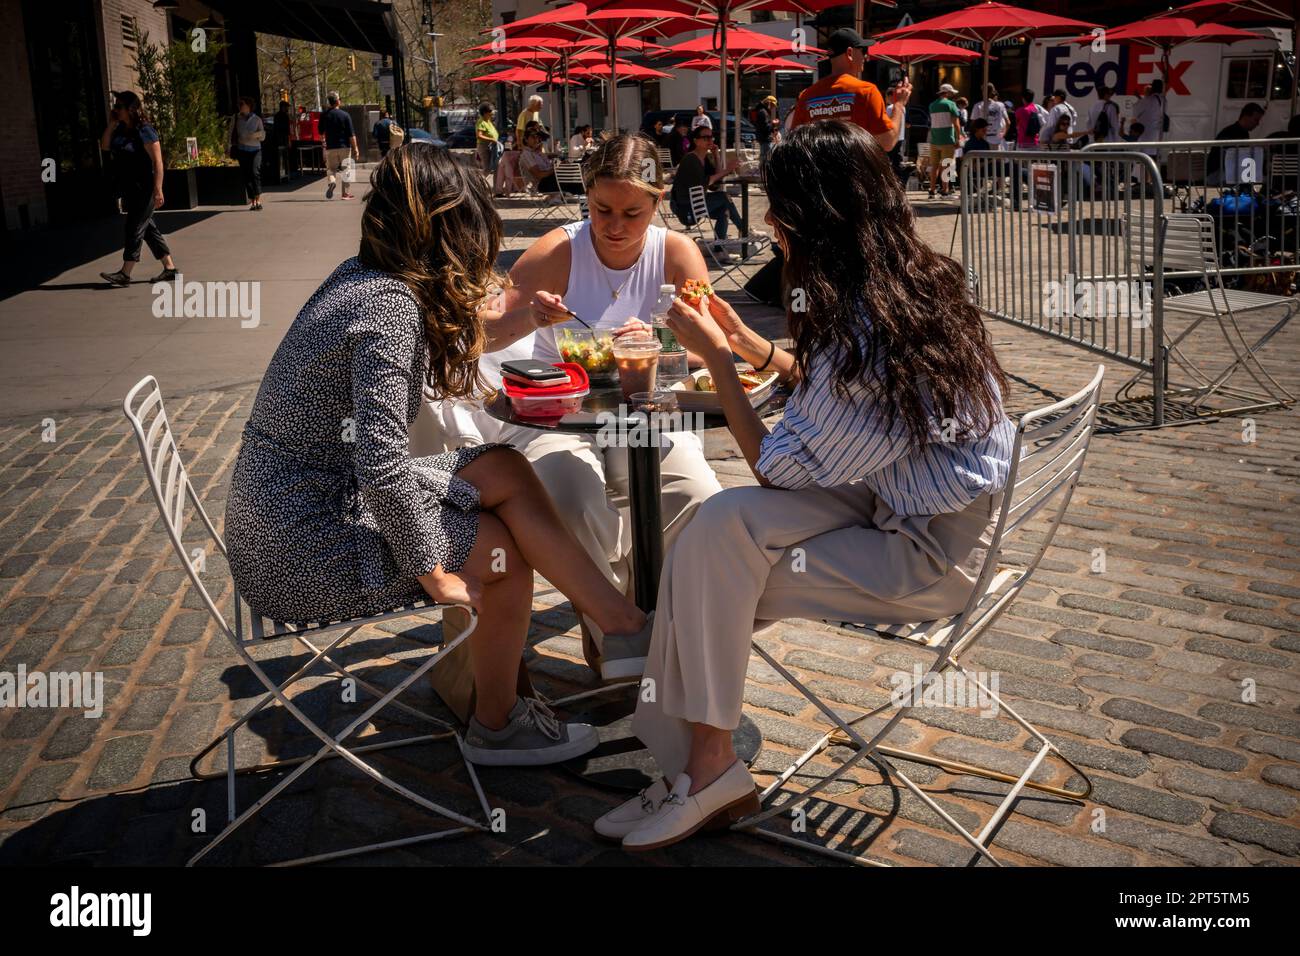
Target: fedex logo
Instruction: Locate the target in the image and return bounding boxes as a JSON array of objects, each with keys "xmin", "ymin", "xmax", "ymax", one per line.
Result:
[{"xmin": 1043, "ymin": 45, "xmax": 1191, "ymax": 98}]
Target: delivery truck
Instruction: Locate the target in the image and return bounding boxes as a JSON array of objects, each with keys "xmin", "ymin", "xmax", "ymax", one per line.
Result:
[{"xmin": 1026, "ymin": 28, "xmax": 1295, "ymax": 141}]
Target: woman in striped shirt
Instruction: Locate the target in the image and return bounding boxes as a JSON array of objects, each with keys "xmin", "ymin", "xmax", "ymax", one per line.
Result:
[{"xmin": 594, "ymin": 119, "xmax": 1016, "ymax": 851}]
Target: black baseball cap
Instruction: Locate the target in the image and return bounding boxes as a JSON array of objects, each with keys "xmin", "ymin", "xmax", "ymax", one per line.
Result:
[{"xmin": 825, "ymin": 28, "xmax": 870, "ymax": 58}]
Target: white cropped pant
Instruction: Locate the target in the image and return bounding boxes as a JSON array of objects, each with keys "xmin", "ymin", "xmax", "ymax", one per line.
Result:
[
  {"xmin": 410, "ymin": 398, "xmax": 722, "ymax": 645},
  {"xmin": 632, "ymin": 481, "xmax": 999, "ymax": 781}
]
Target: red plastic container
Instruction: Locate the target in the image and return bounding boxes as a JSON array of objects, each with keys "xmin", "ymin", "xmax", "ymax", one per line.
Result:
[{"xmin": 502, "ymin": 362, "xmax": 590, "ymax": 420}]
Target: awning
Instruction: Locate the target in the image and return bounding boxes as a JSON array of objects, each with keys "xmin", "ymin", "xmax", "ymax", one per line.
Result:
[{"xmin": 206, "ymin": 0, "xmax": 405, "ymax": 56}]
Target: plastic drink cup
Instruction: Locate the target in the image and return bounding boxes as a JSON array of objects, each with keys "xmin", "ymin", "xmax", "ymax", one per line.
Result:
[{"xmin": 612, "ymin": 336, "xmax": 662, "ymax": 401}]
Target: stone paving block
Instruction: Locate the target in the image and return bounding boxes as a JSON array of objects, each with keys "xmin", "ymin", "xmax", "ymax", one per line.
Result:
[
  {"xmin": 1119, "ymin": 729, "xmax": 1247, "ymax": 772},
  {"xmin": 1096, "ymin": 815, "xmax": 1241, "ymax": 866},
  {"xmin": 1198, "ymin": 702, "xmax": 1300, "ymax": 738},
  {"xmin": 1085, "ymin": 774, "xmax": 1206, "ymax": 825},
  {"xmin": 1208, "ymin": 812, "xmax": 1300, "ymax": 856},
  {"xmin": 1099, "ymin": 698, "xmax": 1221, "ymax": 739},
  {"xmin": 1160, "ymin": 766, "xmax": 1298, "ymax": 818}
]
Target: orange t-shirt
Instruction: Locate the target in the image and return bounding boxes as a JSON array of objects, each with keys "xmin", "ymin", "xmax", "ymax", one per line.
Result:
[{"xmin": 790, "ymin": 74, "xmax": 893, "ymax": 135}]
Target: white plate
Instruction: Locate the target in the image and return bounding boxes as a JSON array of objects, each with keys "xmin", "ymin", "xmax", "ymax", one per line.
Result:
[{"xmin": 669, "ymin": 367, "xmax": 778, "ymax": 413}]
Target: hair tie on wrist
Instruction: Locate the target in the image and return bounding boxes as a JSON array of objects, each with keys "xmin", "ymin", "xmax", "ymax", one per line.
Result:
[{"xmin": 755, "ymin": 339, "xmax": 776, "ymax": 373}]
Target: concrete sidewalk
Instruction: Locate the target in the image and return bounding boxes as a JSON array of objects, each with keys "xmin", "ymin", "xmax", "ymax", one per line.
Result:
[{"xmin": 0, "ymin": 173, "xmax": 369, "ymax": 419}]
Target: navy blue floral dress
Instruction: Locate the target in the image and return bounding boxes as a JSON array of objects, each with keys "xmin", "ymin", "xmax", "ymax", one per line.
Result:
[{"xmin": 225, "ymin": 257, "xmax": 500, "ymax": 624}]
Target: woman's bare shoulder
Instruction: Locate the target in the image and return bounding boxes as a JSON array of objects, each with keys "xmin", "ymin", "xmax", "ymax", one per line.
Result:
[{"xmin": 509, "ymin": 225, "xmax": 573, "ymax": 293}]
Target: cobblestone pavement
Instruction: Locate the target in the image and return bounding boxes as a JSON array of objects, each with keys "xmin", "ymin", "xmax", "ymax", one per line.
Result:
[{"xmin": 0, "ymin": 174, "xmax": 1298, "ymax": 866}]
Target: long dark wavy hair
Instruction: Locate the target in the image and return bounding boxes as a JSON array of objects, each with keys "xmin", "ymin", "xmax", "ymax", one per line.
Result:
[
  {"xmin": 764, "ymin": 120, "xmax": 1008, "ymax": 445},
  {"xmin": 359, "ymin": 144, "xmax": 504, "ymax": 400},
  {"xmin": 112, "ymin": 90, "xmax": 149, "ymax": 128}
]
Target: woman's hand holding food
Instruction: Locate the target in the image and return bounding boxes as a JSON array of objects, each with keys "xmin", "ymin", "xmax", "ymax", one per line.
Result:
[{"xmin": 666, "ymin": 295, "xmax": 731, "ymax": 365}]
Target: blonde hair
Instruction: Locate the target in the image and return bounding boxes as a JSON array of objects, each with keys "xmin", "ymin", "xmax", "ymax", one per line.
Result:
[{"xmin": 581, "ymin": 133, "xmax": 664, "ymax": 199}]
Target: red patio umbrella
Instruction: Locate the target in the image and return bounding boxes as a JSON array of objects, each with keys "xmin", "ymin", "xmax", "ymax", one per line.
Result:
[
  {"xmin": 876, "ymin": 2, "xmax": 1100, "ymax": 128},
  {"xmin": 494, "ymin": 3, "xmax": 710, "ymax": 135},
  {"xmin": 1069, "ymin": 17, "xmax": 1260, "ymax": 118},
  {"xmin": 569, "ymin": 60, "xmax": 675, "ymax": 81},
  {"xmin": 655, "ymin": 25, "xmax": 825, "ymax": 150},
  {"xmin": 471, "ymin": 67, "xmax": 584, "ymax": 87},
  {"xmin": 674, "ymin": 54, "xmax": 813, "ymax": 74},
  {"xmin": 1169, "ymin": 1, "xmax": 1300, "ymax": 115},
  {"xmin": 867, "ymin": 38, "xmax": 984, "ymax": 99},
  {"xmin": 591, "ymin": 0, "xmax": 890, "ymax": 162},
  {"xmin": 866, "ymin": 38, "xmax": 983, "ymax": 66}
]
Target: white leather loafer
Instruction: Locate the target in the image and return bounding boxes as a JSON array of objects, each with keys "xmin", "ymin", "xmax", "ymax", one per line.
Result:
[
  {"xmin": 621, "ymin": 761, "xmax": 759, "ymax": 852},
  {"xmin": 593, "ymin": 777, "xmax": 670, "ymax": 840}
]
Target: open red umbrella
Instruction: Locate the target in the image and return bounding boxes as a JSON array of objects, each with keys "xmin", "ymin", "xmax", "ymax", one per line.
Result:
[
  {"xmin": 1169, "ymin": 1, "xmax": 1300, "ymax": 114},
  {"xmin": 471, "ymin": 67, "xmax": 583, "ymax": 87},
  {"xmin": 867, "ymin": 38, "xmax": 982, "ymax": 66},
  {"xmin": 494, "ymin": 3, "xmax": 710, "ymax": 135},
  {"xmin": 1069, "ymin": 17, "xmax": 1261, "ymax": 103},
  {"xmin": 570, "ymin": 60, "xmax": 675, "ymax": 81},
  {"xmin": 590, "ymin": 0, "xmax": 890, "ymax": 160},
  {"xmin": 877, "ymin": 2, "xmax": 1100, "ymax": 123},
  {"xmin": 673, "ymin": 54, "xmax": 813, "ymax": 73},
  {"xmin": 867, "ymin": 38, "xmax": 984, "ymax": 96}
]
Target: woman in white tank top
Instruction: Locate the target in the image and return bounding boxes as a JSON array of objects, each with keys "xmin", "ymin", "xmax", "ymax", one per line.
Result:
[{"xmin": 415, "ymin": 134, "xmax": 725, "ymax": 677}]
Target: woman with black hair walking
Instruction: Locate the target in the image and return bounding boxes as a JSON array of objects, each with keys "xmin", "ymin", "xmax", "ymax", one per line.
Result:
[{"xmin": 99, "ymin": 91, "xmax": 178, "ymax": 287}]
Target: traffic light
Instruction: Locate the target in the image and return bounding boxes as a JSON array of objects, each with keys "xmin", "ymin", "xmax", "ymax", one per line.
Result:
[{"xmin": 348, "ymin": 54, "xmax": 357, "ymax": 72}]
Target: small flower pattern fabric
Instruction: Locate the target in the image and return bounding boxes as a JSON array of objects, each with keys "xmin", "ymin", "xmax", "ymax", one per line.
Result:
[{"xmin": 225, "ymin": 257, "xmax": 501, "ymax": 624}]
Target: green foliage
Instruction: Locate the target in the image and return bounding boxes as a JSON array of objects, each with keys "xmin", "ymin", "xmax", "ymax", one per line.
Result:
[{"xmin": 131, "ymin": 19, "xmax": 233, "ymax": 167}]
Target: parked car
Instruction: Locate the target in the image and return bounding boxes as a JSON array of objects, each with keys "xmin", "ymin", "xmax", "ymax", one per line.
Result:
[
  {"xmin": 639, "ymin": 110, "xmax": 756, "ymax": 147},
  {"xmin": 444, "ymin": 124, "xmax": 477, "ymax": 149}
]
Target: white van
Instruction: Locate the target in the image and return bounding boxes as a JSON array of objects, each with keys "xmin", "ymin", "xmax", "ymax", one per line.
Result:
[{"xmin": 1027, "ymin": 28, "xmax": 1295, "ymax": 141}]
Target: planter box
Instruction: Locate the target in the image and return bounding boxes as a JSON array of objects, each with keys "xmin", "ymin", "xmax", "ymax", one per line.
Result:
[
  {"xmin": 194, "ymin": 165, "xmax": 246, "ymax": 205},
  {"xmin": 162, "ymin": 168, "xmax": 197, "ymax": 209}
]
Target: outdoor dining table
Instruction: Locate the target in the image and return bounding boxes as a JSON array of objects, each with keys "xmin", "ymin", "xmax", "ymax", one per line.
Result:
[
  {"xmin": 723, "ymin": 170, "xmax": 764, "ymax": 252},
  {"xmin": 484, "ymin": 380, "xmax": 785, "ymax": 612},
  {"xmin": 485, "ymin": 376, "xmax": 785, "ymax": 791}
]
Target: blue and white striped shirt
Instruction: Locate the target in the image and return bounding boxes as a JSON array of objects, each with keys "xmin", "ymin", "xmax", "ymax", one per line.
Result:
[{"xmin": 755, "ymin": 331, "xmax": 1016, "ymax": 516}]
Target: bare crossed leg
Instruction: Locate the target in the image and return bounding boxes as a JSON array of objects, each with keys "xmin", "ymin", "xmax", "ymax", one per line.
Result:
[{"xmin": 429, "ymin": 446, "xmax": 646, "ymax": 729}]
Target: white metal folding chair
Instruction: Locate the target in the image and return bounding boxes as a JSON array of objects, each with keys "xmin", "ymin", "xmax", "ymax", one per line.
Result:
[
  {"xmin": 685, "ymin": 184, "xmax": 770, "ymax": 294},
  {"xmin": 1119, "ymin": 213, "xmax": 1296, "ymax": 414},
  {"xmin": 552, "ymin": 161, "xmax": 588, "ymax": 222},
  {"xmin": 123, "ymin": 376, "xmax": 491, "ymax": 867},
  {"xmin": 733, "ymin": 367, "xmax": 1106, "ymax": 866}
]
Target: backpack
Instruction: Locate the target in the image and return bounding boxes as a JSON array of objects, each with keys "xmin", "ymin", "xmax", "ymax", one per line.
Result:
[
  {"xmin": 1024, "ymin": 108, "xmax": 1042, "ymax": 141},
  {"xmin": 1095, "ymin": 101, "xmax": 1115, "ymax": 140}
]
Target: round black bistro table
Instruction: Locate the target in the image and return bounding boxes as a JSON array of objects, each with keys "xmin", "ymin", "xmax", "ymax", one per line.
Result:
[
  {"xmin": 484, "ymin": 383, "xmax": 784, "ymax": 612},
  {"xmin": 484, "ymin": 381, "xmax": 785, "ymax": 791}
]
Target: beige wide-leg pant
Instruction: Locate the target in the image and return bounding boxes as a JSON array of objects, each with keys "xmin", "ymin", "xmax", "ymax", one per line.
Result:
[
  {"xmin": 410, "ymin": 399, "xmax": 722, "ymax": 647},
  {"xmin": 632, "ymin": 481, "xmax": 999, "ymax": 781}
]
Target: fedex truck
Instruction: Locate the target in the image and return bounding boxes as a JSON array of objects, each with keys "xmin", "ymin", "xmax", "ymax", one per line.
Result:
[{"xmin": 1027, "ymin": 28, "xmax": 1295, "ymax": 141}]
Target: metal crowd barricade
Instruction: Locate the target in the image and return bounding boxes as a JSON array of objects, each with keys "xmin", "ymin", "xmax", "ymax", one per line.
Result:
[
  {"xmin": 1086, "ymin": 138, "xmax": 1300, "ymax": 282},
  {"xmin": 960, "ymin": 149, "xmax": 1171, "ymax": 426}
]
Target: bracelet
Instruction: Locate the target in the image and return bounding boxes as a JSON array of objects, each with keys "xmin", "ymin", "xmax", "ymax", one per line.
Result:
[{"xmin": 754, "ymin": 339, "xmax": 777, "ymax": 373}]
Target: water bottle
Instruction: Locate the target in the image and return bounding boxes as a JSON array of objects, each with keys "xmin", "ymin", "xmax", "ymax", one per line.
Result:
[{"xmin": 650, "ymin": 283, "xmax": 688, "ymax": 387}]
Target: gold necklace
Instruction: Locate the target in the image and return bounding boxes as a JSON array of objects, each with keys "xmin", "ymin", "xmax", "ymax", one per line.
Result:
[{"xmin": 595, "ymin": 232, "xmax": 647, "ymax": 302}]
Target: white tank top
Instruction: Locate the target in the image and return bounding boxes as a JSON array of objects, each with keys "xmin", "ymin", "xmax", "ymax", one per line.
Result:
[{"xmin": 479, "ymin": 220, "xmax": 668, "ymax": 384}]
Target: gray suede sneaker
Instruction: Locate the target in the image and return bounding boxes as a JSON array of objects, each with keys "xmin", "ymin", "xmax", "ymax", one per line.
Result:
[
  {"xmin": 600, "ymin": 611, "xmax": 655, "ymax": 680},
  {"xmin": 464, "ymin": 697, "xmax": 598, "ymax": 766}
]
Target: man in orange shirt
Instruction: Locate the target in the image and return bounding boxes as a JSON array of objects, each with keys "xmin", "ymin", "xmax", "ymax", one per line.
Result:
[{"xmin": 791, "ymin": 28, "xmax": 911, "ymax": 150}]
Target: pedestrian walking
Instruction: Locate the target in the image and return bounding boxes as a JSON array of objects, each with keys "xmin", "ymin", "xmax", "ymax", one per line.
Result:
[
  {"xmin": 98, "ymin": 91, "xmax": 178, "ymax": 287},
  {"xmin": 229, "ymin": 96, "xmax": 265, "ymax": 211},
  {"xmin": 321, "ymin": 91, "xmax": 359, "ymax": 200}
]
